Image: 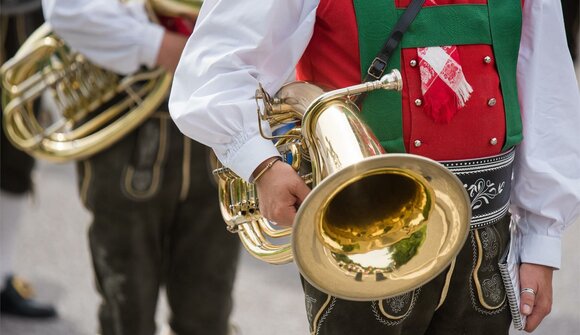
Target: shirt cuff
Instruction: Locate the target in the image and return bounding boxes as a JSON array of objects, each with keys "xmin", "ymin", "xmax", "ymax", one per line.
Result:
[
  {"xmin": 226, "ymin": 134, "xmax": 281, "ymax": 182},
  {"xmin": 520, "ymin": 233, "xmax": 562, "ymax": 269},
  {"xmin": 137, "ymin": 23, "xmax": 165, "ymax": 69}
]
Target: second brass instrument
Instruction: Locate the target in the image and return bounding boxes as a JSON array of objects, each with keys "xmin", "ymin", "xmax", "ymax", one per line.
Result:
[{"xmin": 0, "ymin": 0, "xmax": 202, "ymax": 162}]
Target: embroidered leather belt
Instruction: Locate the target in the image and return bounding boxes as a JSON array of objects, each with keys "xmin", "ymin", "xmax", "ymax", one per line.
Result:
[{"xmin": 441, "ymin": 148, "xmax": 515, "ymax": 230}]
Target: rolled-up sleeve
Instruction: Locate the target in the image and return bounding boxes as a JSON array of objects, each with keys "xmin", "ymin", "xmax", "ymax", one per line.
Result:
[
  {"xmin": 42, "ymin": 0, "xmax": 164, "ymax": 74},
  {"xmin": 511, "ymin": 0, "xmax": 580, "ymax": 269},
  {"xmin": 169, "ymin": 0, "xmax": 318, "ymax": 181}
]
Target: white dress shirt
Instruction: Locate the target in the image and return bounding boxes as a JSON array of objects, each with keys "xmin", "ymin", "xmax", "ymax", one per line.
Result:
[
  {"xmin": 169, "ymin": 0, "xmax": 580, "ymax": 269},
  {"xmin": 42, "ymin": 0, "xmax": 164, "ymax": 75}
]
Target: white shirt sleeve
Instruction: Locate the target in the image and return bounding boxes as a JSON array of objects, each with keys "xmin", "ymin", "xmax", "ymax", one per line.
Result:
[
  {"xmin": 169, "ymin": 0, "xmax": 319, "ymax": 181},
  {"xmin": 42, "ymin": 0, "xmax": 164, "ymax": 75},
  {"xmin": 512, "ymin": 0, "xmax": 580, "ymax": 269}
]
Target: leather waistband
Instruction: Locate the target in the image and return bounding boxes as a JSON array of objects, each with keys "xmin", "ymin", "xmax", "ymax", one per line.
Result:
[{"xmin": 441, "ymin": 148, "xmax": 515, "ymax": 229}]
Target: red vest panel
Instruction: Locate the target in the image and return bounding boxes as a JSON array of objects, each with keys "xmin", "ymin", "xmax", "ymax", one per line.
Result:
[{"xmin": 296, "ymin": 0, "xmax": 514, "ymax": 160}]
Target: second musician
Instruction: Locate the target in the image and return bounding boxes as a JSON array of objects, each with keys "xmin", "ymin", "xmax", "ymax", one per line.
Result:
[{"xmin": 42, "ymin": 0, "xmax": 240, "ymax": 334}]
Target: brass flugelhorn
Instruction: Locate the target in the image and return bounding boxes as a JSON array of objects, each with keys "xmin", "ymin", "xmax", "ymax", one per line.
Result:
[
  {"xmin": 0, "ymin": 0, "xmax": 202, "ymax": 162},
  {"xmin": 214, "ymin": 70, "xmax": 471, "ymax": 300}
]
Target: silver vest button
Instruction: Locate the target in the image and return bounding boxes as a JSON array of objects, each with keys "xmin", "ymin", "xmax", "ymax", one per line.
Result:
[
  {"xmin": 490, "ymin": 138, "xmax": 498, "ymax": 145},
  {"xmin": 410, "ymin": 59, "xmax": 418, "ymax": 67},
  {"xmin": 414, "ymin": 98, "xmax": 423, "ymax": 106},
  {"xmin": 487, "ymin": 98, "xmax": 497, "ymax": 107},
  {"xmin": 484, "ymin": 56, "xmax": 492, "ymax": 64},
  {"xmin": 414, "ymin": 140, "xmax": 422, "ymax": 147}
]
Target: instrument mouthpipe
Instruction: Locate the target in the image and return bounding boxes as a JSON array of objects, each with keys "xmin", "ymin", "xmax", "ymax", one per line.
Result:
[
  {"xmin": 332, "ymin": 69, "xmax": 402, "ymax": 101},
  {"xmin": 367, "ymin": 69, "xmax": 403, "ymax": 93},
  {"xmin": 304, "ymin": 69, "xmax": 402, "ymax": 118}
]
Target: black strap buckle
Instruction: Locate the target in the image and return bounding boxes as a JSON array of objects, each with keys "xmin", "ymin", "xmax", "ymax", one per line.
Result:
[{"xmin": 367, "ymin": 57, "xmax": 387, "ymax": 80}]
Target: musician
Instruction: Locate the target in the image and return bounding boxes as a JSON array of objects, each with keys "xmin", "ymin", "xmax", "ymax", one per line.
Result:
[
  {"xmin": 0, "ymin": 0, "xmax": 57, "ymax": 318},
  {"xmin": 42, "ymin": 0, "xmax": 240, "ymax": 334},
  {"xmin": 169, "ymin": 0, "xmax": 580, "ymax": 334}
]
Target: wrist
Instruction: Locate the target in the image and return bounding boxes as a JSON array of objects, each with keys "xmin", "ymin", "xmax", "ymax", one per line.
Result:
[{"xmin": 252, "ymin": 157, "xmax": 281, "ymax": 183}]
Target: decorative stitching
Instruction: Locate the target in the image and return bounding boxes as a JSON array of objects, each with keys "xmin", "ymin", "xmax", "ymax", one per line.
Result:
[
  {"xmin": 122, "ymin": 118, "xmax": 167, "ymax": 200},
  {"xmin": 447, "ymin": 158, "xmax": 514, "ymax": 174},
  {"xmin": 469, "ymin": 232, "xmax": 507, "ymax": 315},
  {"xmin": 480, "ymin": 227, "xmax": 500, "ymax": 272},
  {"xmin": 442, "ymin": 148, "xmax": 515, "ymax": 171},
  {"xmin": 372, "ymin": 288, "xmax": 421, "ymax": 326},
  {"xmin": 471, "ymin": 202, "xmax": 510, "ymax": 226},
  {"xmin": 442, "ymin": 149, "xmax": 514, "ymax": 230},
  {"xmin": 315, "ymin": 297, "xmax": 336, "ymax": 335},
  {"xmin": 466, "ymin": 179, "xmax": 505, "ymax": 210},
  {"xmin": 481, "ymin": 274, "xmax": 505, "ymax": 306},
  {"xmin": 386, "ymin": 292, "xmax": 412, "ymax": 314},
  {"xmin": 305, "ymin": 294, "xmax": 317, "ymax": 327}
]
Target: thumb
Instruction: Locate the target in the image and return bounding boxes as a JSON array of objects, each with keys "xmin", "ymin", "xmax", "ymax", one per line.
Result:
[
  {"xmin": 293, "ymin": 180, "xmax": 311, "ymax": 206},
  {"xmin": 520, "ymin": 287, "xmax": 536, "ymax": 316}
]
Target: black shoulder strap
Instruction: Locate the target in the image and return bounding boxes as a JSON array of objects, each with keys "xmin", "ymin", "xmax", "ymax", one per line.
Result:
[{"xmin": 363, "ymin": 0, "xmax": 426, "ymax": 82}]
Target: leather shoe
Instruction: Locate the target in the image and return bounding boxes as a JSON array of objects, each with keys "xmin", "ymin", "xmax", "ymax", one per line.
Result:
[{"xmin": 0, "ymin": 275, "xmax": 57, "ymax": 318}]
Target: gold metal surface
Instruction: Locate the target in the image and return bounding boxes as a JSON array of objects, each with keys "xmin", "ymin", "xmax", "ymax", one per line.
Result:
[
  {"xmin": 213, "ymin": 81, "xmax": 323, "ymax": 264},
  {"xmin": 318, "ymin": 169, "xmax": 433, "ymax": 255},
  {"xmin": 293, "ymin": 155, "xmax": 470, "ymax": 301},
  {"xmin": 215, "ymin": 70, "xmax": 471, "ymax": 300},
  {"xmin": 150, "ymin": 0, "xmax": 203, "ymax": 22},
  {"xmin": 0, "ymin": 0, "xmax": 201, "ymax": 162},
  {"xmin": 214, "ymin": 161, "xmax": 293, "ymax": 264}
]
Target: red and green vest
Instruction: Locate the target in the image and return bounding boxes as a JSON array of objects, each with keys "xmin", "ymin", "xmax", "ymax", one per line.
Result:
[{"xmin": 296, "ymin": 0, "xmax": 523, "ymax": 160}]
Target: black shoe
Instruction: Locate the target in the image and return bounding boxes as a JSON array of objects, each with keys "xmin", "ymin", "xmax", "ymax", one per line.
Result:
[{"xmin": 0, "ymin": 275, "xmax": 57, "ymax": 318}]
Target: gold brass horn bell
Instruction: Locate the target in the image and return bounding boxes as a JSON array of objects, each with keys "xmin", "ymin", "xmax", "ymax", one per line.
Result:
[{"xmin": 294, "ymin": 154, "xmax": 470, "ymax": 301}]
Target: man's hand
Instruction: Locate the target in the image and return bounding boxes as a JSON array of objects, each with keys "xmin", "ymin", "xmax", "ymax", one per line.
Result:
[
  {"xmin": 519, "ymin": 263, "xmax": 554, "ymax": 332},
  {"xmin": 253, "ymin": 158, "xmax": 310, "ymax": 227},
  {"xmin": 156, "ymin": 31, "xmax": 188, "ymax": 74}
]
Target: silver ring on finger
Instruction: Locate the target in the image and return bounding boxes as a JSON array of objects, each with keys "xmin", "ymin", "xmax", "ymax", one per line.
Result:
[{"xmin": 520, "ymin": 287, "xmax": 536, "ymax": 296}]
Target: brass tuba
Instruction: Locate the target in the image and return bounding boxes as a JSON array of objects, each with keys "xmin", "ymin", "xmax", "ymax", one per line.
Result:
[
  {"xmin": 0, "ymin": 0, "xmax": 202, "ymax": 162},
  {"xmin": 214, "ymin": 70, "xmax": 471, "ymax": 301}
]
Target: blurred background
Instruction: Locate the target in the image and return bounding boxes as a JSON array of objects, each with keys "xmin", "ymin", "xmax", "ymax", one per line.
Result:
[{"xmin": 1, "ymin": 2, "xmax": 579, "ymax": 335}]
